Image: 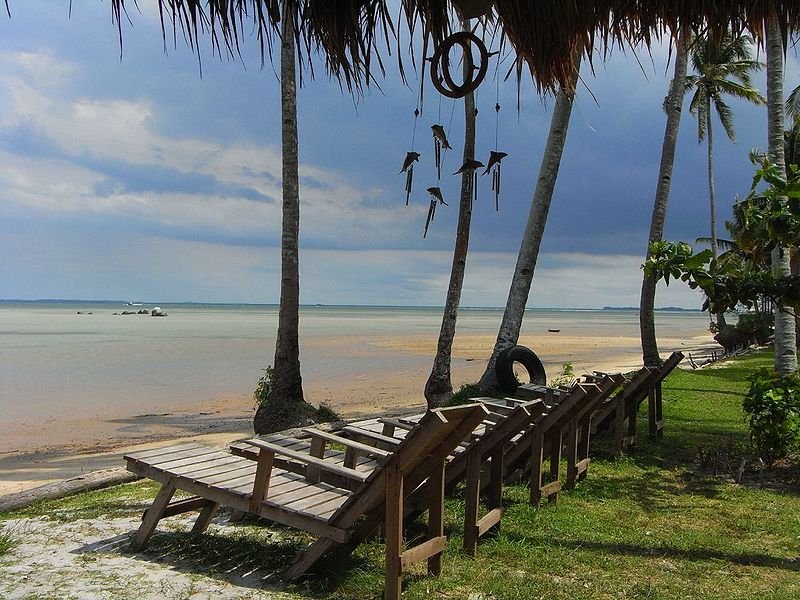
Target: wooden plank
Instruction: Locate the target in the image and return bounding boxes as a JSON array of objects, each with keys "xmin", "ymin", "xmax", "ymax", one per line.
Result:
[
  {"xmin": 244, "ymin": 439, "xmax": 368, "ymax": 483},
  {"xmin": 540, "ymin": 480, "xmax": 561, "ymax": 496},
  {"xmin": 476, "ymin": 508, "xmax": 503, "ymax": 538},
  {"xmin": 575, "ymin": 457, "xmax": 590, "ymax": 474},
  {"xmin": 427, "ymin": 458, "xmax": 446, "ymax": 576},
  {"xmin": 303, "ymin": 428, "xmax": 392, "ymax": 457},
  {"xmin": 124, "ymin": 442, "xmax": 209, "ymax": 462},
  {"xmin": 399, "ymin": 536, "xmax": 447, "ymax": 570},
  {"xmin": 151, "ymin": 496, "xmax": 213, "ymax": 519}
]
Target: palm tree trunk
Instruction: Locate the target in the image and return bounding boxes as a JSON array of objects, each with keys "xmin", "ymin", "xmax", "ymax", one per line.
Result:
[
  {"xmin": 706, "ymin": 107, "xmax": 728, "ymax": 329},
  {"xmin": 477, "ymin": 57, "xmax": 581, "ymax": 392},
  {"xmin": 424, "ymin": 20, "xmax": 476, "ymax": 407},
  {"xmin": 254, "ymin": 2, "xmax": 309, "ymax": 433},
  {"xmin": 766, "ymin": 15, "xmax": 798, "ymax": 374},
  {"xmin": 640, "ymin": 32, "xmax": 688, "ymax": 367}
]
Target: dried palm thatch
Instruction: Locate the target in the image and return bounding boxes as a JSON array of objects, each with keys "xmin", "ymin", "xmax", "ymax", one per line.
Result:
[{"xmin": 104, "ymin": 1, "xmax": 800, "ymax": 93}]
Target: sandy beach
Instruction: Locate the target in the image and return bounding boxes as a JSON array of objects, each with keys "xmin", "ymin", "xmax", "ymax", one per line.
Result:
[{"xmin": 0, "ymin": 322, "xmax": 717, "ymax": 497}]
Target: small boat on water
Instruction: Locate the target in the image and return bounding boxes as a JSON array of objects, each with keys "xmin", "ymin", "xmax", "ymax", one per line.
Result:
[{"xmin": 548, "ymin": 328, "xmax": 560, "ymax": 333}]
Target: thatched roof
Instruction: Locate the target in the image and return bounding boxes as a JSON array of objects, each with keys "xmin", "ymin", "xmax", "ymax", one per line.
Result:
[{"xmin": 108, "ymin": 1, "xmax": 800, "ymax": 92}]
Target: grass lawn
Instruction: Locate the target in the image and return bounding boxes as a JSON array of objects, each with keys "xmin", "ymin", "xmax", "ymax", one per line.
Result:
[{"xmin": 2, "ymin": 350, "xmax": 799, "ymax": 599}]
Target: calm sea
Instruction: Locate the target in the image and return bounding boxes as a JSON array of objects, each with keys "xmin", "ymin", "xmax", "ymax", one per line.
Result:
[{"xmin": 0, "ymin": 301, "xmax": 711, "ymax": 423}]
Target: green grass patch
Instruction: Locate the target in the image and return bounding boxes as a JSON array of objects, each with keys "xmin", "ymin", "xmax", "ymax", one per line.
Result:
[
  {"xmin": 3, "ymin": 349, "xmax": 799, "ymax": 599},
  {"xmin": 0, "ymin": 524, "xmax": 17, "ymax": 557}
]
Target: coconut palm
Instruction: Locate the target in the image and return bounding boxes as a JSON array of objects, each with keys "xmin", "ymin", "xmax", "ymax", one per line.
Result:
[
  {"xmin": 640, "ymin": 31, "xmax": 689, "ymax": 367},
  {"xmin": 477, "ymin": 57, "xmax": 581, "ymax": 392},
  {"xmin": 424, "ymin": 19, "xmax": 478, "ymax": 408},
  {"xmin": 253, "ymin": 1, "xmax": 317, "ymax": 433},
  {"xmin": 686, "ymin": 31, "xmax": 765, "ymax": 263},
  {"xmin": 765, "ymin": 17, "xmax": 798, "ymax": 375}
]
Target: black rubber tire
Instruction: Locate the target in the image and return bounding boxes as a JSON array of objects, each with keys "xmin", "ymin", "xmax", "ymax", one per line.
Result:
[{"xmin": 495, "ymin": 345, "xmax": 547, "ymax": 393}]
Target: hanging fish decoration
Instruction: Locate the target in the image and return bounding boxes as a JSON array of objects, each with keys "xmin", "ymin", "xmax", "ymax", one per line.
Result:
[
  {"xmin": 431, "ymin": 124, "xmax": 451, "ymax": 180},
  {"xmin": 453, "ymin": 158, "xmax": 484, "ymax": 208},
  {"xmin": 399, "ymin": 151, "xmax": 421, "ymax": 205},
  {"xmin": 423, "ymin": 186, "xmax": 447, "ymax": 238},
  {"xmin": 482, "ymin": 151, "xmax": 508, "ymax": 211}
]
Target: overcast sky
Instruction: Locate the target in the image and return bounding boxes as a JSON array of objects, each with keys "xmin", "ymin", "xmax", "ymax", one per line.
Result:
[{"xmin": 1, "ymin": 2, "xmax": 798, "ymax": 308}]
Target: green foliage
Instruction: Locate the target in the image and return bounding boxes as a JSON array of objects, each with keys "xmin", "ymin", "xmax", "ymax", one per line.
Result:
[
  {"xmin": 445, "ymin": 383, "xmax": 485, "ymax": 406},
  {"xmin": 735, "ymin": 311, "xmax": 774, "ymax": 346},
  {"xmin": 549, "ymin": 362, "xmax": 575, "ymax": 387},
  {"xmin": 643, "ymin": 160, "xmax": 800, "ymax": 316},
  {"xmin": 742, "ymin": 368, "xmax": 800, "ymax": 465},
  {"xmin": 315, "ymin": 402, "xmax": 341, "ymax": 423},
  {"xmin": 253, "ymin": 365, "xmax": 274, "ymax": 408},
  {"xmin": 0, "ymin": 523, "xmax": 17, "ymax": 556}
]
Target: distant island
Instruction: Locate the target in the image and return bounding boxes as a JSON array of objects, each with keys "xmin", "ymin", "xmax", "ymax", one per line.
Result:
[{"xmin": 602, "ymin": 306, "xmax": 701, "ymax": 312}]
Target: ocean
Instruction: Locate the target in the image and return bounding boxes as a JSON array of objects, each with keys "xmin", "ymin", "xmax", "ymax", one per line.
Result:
[{"xmin": 1, "ymin": 301, "xmax": 712, "ymax": 425}]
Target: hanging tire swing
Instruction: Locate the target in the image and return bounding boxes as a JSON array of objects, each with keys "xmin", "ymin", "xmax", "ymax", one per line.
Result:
[{"xmin": 495, "ymin": 345, "xmax": 547, "ymax": 393}]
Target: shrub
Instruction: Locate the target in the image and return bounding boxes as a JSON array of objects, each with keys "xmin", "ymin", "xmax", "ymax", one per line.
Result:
[
  {"xmin": 0, "ymin": 524, "xmax": 17, "ymax": 556},
  {"xmin": 735, "ymin": 311, "xmax": 774, "ymax": 346},
  {"xmin": 714, "ymin": 325, "xmax": 748, "ymax": 353},
  {"xmin": 550, "ymin": 362, "xmax": 575, "ymax": 387},
  {"xmin": 742, "ymin": 368, "xmax": 800, "ymax": 465},
  {"xmin": 253, "ymin": 366, "xmax": 274, "ymax": 409}
]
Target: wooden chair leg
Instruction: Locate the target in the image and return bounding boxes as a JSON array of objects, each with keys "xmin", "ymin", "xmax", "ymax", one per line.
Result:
[
  {"xmin": 648, "ymin": 387, "xmax": 657, "ymax": 439},
  {"xmin": 384, "ymin": 462, "xmax": 403, "ymax": 600},
  {"xmin": 132, "ymin": 480, "xmax": 177, "ymax": 550},
  {"xmin": 548, "ymin": 431, "xmax": 562, "ymax": 505},
  {"xmin": 577, "ymin": 415, "xmax": 592, "ymax": 482},
  {"xmin": 614, "ymin": 398, "xmax": 625, "ymax": 456},
  {"xmin": 565, "ymin": 420, "xmax": 579, "ymax": 490},
  {"xmin": 463, "ymin": 446, "xmax": 482, "ymax": 557},
  {"xmin": 529, "ymin": 431, "xmax": 545, "ymax": 506},
  {"xmin": 427, "ymin": 459, "xmax": 446, "ymax": 576},
  {"xmin": 191, "ymin": 502, "xmax": 220, "ymax": 533}
]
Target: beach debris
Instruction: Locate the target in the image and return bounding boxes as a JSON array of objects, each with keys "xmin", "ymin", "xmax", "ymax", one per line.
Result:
[
  {"xmin": 424, "ymin": 186, "xmax": 447, "ymax": 238},
  {"xmin": 431, "ymin": 124, "xmax": 451, "ymax": 179},
  {"xmin": 400, "ymin": 151, "xmax": 421, "ymax": 205}
]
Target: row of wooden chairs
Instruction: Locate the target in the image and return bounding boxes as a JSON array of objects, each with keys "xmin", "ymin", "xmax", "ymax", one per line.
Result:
[{"xmin": 124, "ymin": 352, "xmax": 683, "ymax": 599}]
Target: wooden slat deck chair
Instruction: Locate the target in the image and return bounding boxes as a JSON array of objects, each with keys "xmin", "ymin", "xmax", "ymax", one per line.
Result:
[
  {"xmin": 500, "ymin": 381, "xmax": 599, "ymax": 506},
  {"xmin": 561, "ymin": 372, "xmax": 625, "ymax": 489},
  {"xmin": 124, "ymin": 403, "xmax": 488, "ymax": 600},
  {"xmin": 333, "ymin": 400, "xmax": 547, "ymax": 556},
  {"xmin": 590, "ymin": 351, "xmax": 684, "ymax": 454}
]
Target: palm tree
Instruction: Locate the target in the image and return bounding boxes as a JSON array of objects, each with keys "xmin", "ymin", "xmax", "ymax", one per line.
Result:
[
  {"xmin": 254, "ymin": 0, "xmax": 318, "ymax": 433},
  {"xmin": 765, "ymin": 16, "xmax": 798, "ymax": 375},
  {"xmin": 640, "ymin": 30, "xmax": 689, "ymax": 367},
  {"xmin": 477, "ymin": 57, "xmax": 580, "ymax": 392},
  {"xmin": 424, "ymin": 20, "xmax": 477, "ymax": 408},
  {"xmin": 686, "ymin": 31, "xmax": 765, "ymax": 329}
]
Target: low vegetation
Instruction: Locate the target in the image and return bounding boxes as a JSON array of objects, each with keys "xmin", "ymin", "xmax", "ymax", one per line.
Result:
[{"xmin": 2, "ymin": 350, "xmax": 798, "ymax": 599}]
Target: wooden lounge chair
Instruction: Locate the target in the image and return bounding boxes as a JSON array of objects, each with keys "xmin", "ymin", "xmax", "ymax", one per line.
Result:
[
  {"xmin": 590, "ymin": 351, "xmax": 684, "ymax": 454},
  {"xmin": 124, "ymin": 403, "xmax": 488, "ymax": 600}
]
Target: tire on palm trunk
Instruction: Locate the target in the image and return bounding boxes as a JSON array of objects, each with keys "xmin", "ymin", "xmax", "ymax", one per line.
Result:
[{"xmin": 495, "ymin": 345, "xmax": 547, "ymax": 394}]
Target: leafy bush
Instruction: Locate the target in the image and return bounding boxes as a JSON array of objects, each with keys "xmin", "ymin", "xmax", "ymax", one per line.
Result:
[
  {"xmin": 315, "ymin": 402, "xmax": 341, "ymax": 423},
  {"xmin": 549, "ymin": 362, "xmax": 575, "ymax": 387},
  {"xmin": 742, "ymin": 368, "xmax": 800, "ymax": 465},
  {"xmin": 714, "ymin": 325, "xmax": 748, "ymax": 353},
  {"xmin": 735, "ymin": 311, "xmax": 773, "ymax": 346},
  {"xmin": 253, "ymin": 366, "xmax": 274, "ymax": 408}
]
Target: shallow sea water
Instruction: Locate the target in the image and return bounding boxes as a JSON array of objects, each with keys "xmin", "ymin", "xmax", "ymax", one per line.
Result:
[{"xmin": 1, "ymin": 302, "xmax": 712, "ymax": 424}]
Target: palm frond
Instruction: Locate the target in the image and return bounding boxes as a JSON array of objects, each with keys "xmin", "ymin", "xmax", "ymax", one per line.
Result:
[{"xmin": 786, "ymin": 84, "xmax": 800, "ymax": 124}]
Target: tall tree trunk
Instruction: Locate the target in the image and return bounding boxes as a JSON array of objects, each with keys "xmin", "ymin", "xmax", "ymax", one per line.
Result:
[
  {"xmin": 477, "ymin": 58, "xmax": 581, "ymax": 392},
  {"xmin": 424, "ymin": 20, "xmax": 476, "ymax": 408},
  {"xmin": 766, "ymin": 15, "xmax": 798, "ymax": 374},
  {"xmin": 640, "ymin": 33, "xmax": 688, "ymax": 367},
  {"xmin": 706, "ymin": 103, "xmax": 727, "ymax": 328},
  {"xmin": 254, "ymin": 2, "xmax": 310, "ymax": 433}
]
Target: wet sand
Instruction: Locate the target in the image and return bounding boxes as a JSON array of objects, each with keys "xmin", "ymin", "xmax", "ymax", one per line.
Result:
[{"xmin": 0, "ymin": 330, "xmax": 716, "ymax": 496}]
